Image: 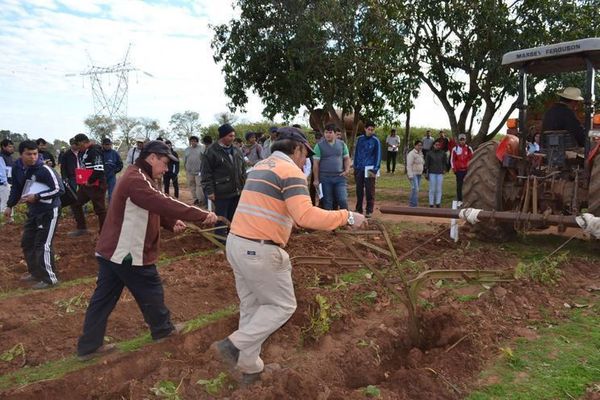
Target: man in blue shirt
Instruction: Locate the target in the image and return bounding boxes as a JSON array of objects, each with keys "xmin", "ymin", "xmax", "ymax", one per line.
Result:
[
  {"xmin": 4, "ymin": 140, "xmax": 64, "ymax": 289},
  {"xmin": 102, "ymin": 138, "xmax": 123, "ymax": 203},
  {"xmin": 353, "ymin": 121, "xmax": 381, "ymax": 217}
]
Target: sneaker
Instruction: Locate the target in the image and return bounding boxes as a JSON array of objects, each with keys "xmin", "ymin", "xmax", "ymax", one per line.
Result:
[
  {"xmin": 435, "ymin": 204, "xmax": 441, "ymax": 208},
  {"xmin": 32, "ymin": 281, "xmax": 58, "ymax": 290},
  {"xmin": 240, "ymin": 372, "xmax": 261, "ymax": 387},
  {"xmin": 68, "ymin": 229, "xmax": 90, "ymax": 237},
  {"xmin": 77, "ymin": 344, "xmax": 116, "ymax": 361},
  {"xmin": 365, "ymin": 213, "xmax": 373, "ymax": 218},
  {"xmin": 20, "ymin": 273, "xmax": 36, "ymax": 282},
  {"xmin": 214, "ymin": 249, "xmax": 225, "ymax": 256},
  {"xmin": 193, "ymin": 199, "xmax": 200, "ymax": 205},
  {"xmin": 210, "ymin": 338, "xmax": 240, "ymax": 369}
]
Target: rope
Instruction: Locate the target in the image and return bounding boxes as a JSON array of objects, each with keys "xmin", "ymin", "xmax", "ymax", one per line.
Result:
[
  {"xmin": 458, "ymin": 208, "xmax": 483, "ymax": 225},
  {"xmin": 575, "ymin": 213, "xmax": 600, "ymax": 239}
]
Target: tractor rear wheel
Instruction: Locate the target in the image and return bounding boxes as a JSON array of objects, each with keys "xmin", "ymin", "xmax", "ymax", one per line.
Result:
[
  {"xmin": 589, "ymin": 157, "xmax": 600, "ymax": 216},
  {"xmin": 462, "ymin": 141, "xmax": 516, "ymax": 241}
]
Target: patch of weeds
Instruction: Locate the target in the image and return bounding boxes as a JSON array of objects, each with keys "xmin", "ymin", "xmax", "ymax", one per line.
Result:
[
  {"xmin": 197, "ymin": 372, "xmax": 229, "ymax": 395},
  {"xmin": 418, "ymin": 298, "xmax": 435, "ymax": 310},
  {"xmin": 515, "ymin": 252, "xmax": 567, "ymax": 285},
  {"xmin": 150, "ymin": 380, "xmax": 182, "ymax": 399},
  {"xmin": 353, "ymin": 290, "xmax": 378, "ymax": 305},
  {"xmin": 399, "ymin": 259, "xmax": 427, "ymax": 275},
  {"xmin": 0, "ymin": 343, "xmax": 25, "ymax": 363},
  {"xmin": 500, "ymin": 346, "xmax": 526, "ymax": 370},
  {"xmin": 55, "ymin": 292, "xmax": 88, "ymax": 314},
  {"xmin": 302, "ymin": 294, "xmax": 339, "ymax": 343},
  {"xmin": 456, "ymin": 294, "xmax": 479, "ymax": 302},
  {"xmin": 362, "ymin": 384, "xmax": 381, "ymax": 397}
]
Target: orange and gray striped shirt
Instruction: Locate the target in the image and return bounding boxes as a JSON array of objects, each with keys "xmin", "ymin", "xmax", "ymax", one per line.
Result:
[{"xmin": 230, "ymin": 151, "xmax": 349, "ymax": 246}]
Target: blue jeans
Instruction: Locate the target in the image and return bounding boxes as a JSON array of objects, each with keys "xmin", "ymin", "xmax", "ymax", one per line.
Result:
[
  {"xmin": 428, "ymin": 173, "xmax": 443, "ymax": 206},
  {"xmin": 106, "ymin": 174, "xmax": 116, "ymax": 203},
  {"xmin": 409, "ymin": 175, "xmax": 421, "ymax": 207},
  {"xmin": 320, "ymin": 175, "xmax": 348, "ymax": 210}
]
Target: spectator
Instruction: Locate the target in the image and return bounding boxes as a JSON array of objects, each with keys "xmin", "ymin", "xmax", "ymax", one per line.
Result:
[
  {"xmin": 36, "ymin": 138, "xmax": 56, "ymax": 168},
  {"xmin": 385, "ymin": 129, "xmax": 400, "ymax": 174},
  {"xmin": 69, "ymin": 133, "xmax": 107, "ymax": 236},
  {"xmin": 425, "ymin": 139, "xmax": 448, "ymax": 208},
  {"xmin": 210, "ymin": 127, "xmax": 366, "ymax": 386},
  {"xmin": 406, "ymin": 140, "xmax": 425, "ymax": 207},
  {"xmin": 0, "ymin": 139, "xmax": 15, "ymax": 214},
  {"xmin": 126, "ymin": 136, "xmax": 145, "ymax": 165},
  {"xmin": 76, "ymin": 141, "xmax": 217, "ymax": 361},
  {"xmin": 233, "ymin": 137, "xmax": 244, "ymax": 149},
  {"xmin": 422, "ymin": 130, "xmax": 434, "ymax": 162},
  {"xmin": 262, "ymin": 126, "xmax": 278, "ymax": 158},
  {"xmin": 61, "ymin": 138, "xmax": 79, "ymax": 193},
  {"xmin": 4, "ymin": 140, "xmax": 64, "ymax": 289},
  {"xmin": 353, "ymin": 121, "xmax": 381, "ymax": 217},
  {"xmin": 101, "ymin": 138, "xmax": 123, "ymax": 203},
  {"xmin": 163, "ymin": 140, "xmax": 180, "ymax": 198},
  {"xmin": 184, "ymin": 136, "xmax": 205, "ymax": 206},
  {"xmin": 335, "ymin": 126, "xmax": 343, "ymax": 141},
  {"xmin": 243, "ymin": 132, "xmax": 263, "ymax": 167},
  {"xmin": 201, "ymin": 135, "xmax": 213, "ymax": 148},
  {"xmin": 527, "ymin": 132, "xmax": 541, "ymax": 155},
  {"xmin": 313, "ymin": 123, "xmax": 350, "ymax": 210},
  {"xmin": 450, "ymin": 134, "xmax": 473, "ymax": 202},
  {"xmin": 201, "ymin": 123, "xmax": 246, "ymax": 244},
  {"xmin": 438, "ymin": 130, "xmax": 450, "ymax": 152}
]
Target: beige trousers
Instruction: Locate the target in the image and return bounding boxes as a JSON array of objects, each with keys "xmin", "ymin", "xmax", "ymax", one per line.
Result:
[
  {"xmin": 186, "ymin": 173, "xmax": 204, "ymax": 204},
  {"xmin": 226, "ymin": 234, "xmax": 297, "ymax": 374}
]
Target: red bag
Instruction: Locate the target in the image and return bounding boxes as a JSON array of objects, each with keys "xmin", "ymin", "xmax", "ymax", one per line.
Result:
[{"xmin": 75, "ymin": 168, "xmax": 99, "ymax": 186}]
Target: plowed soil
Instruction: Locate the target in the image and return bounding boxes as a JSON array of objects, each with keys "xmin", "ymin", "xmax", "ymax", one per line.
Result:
[{"xmin": 0, "ymin": 212, "xmax": 598, "ymax": 399}]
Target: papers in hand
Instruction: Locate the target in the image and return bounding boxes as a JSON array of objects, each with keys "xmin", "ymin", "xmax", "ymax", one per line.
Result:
[
  {"xmin": 5, "ymin": 166, "xmax": 11, "ymax": 178},
  {"xmin": 364, "ymin": 165, "xmax": 380, "ymax": 178},
  {"xmin": 317, "ymin": 183, "xmax": 324, "ymax": 199},
  {"xmin": 22, "ymin": 179, "xmax": 50, "ymax": 198}
]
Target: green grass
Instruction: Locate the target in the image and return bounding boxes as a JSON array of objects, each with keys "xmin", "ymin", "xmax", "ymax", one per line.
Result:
[
  {"xmin": 499, "ymin": 235, "xmax": 600, "ymax": 262},
  {"xmin": 347, "ymin": 170, "xmax": 458, "ymax": 207},
  {"xmin": 0, "ymin": 305, "xmax": 237, "ymax": 391},
  {"xmin": 468, "ymin": 306, "xmax": 600, "ymax": 400}
]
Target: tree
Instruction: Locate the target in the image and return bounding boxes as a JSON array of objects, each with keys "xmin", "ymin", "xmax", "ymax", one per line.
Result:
[
  {"xmin": 115, "ymin": 117, "xmax": 140, "ymax": 150},
  {"xmin": 84, "ymin": 115, "xmax": 117, "ymax": 142},
  {"xmin": 135, "ymin": 118, "xmax": 161, "ymax": 140},
  {"xmin": 211, "ymin": 0, "xmax": 419, "ymax": 148},
  {"xmin": 169, "ymin": 111, "xmax": 201, "ymax": 143},
  {"xmin": 399, "ymin": 0, "xmax": 600, "ymax": 145},
  {"xmin": 214, "ymin": 112, "xmax": 238, "ymax": 126}
]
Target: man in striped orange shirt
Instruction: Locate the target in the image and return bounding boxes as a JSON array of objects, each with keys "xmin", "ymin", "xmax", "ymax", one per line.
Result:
[{"xmin": 211, "ymin": 127, "xmax": 366, "ymax": 386}]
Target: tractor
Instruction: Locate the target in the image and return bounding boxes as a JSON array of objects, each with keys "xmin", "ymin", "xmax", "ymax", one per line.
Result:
[{"xmin": 462, "ymin": 38, "xmax": 600, "ymax": 239}]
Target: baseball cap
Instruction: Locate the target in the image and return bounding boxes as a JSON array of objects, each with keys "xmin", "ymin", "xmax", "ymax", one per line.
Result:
[
  {"xmin": 143, "ymin": 140, "xmax": 178, "ymax": 162},
  {"xmin": 276, "ymin": 127, "xmax": 314, "ymax": 156},
  {"xmin": 101, "ymin": 138, "xmax": 112, "ymax": 145}
]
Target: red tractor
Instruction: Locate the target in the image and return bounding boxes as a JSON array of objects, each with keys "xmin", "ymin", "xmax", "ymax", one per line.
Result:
[{"xmin": 463, "ymin": 38, "xmax": 600, "ymax": 239}]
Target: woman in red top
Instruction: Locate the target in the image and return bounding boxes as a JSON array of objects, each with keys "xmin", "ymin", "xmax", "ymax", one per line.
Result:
[{"xmin": 450, "ymin": 134, "xmax": 473, "ymax": 202}]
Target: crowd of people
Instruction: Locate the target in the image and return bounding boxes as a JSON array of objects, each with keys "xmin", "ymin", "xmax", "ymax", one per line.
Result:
[{"xmin": 0, "ymin": 123, "xmax": 477, "ymax": 387}]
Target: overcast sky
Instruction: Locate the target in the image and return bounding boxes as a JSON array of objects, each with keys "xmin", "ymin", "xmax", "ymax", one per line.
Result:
[{"xmin": 0, "ymin": 0, "xmax": 462, "ymax": 143}]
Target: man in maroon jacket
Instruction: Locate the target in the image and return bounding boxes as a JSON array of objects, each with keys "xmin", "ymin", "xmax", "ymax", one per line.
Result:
[{"xmin": 76, "ymin": 140, "xmax": 217, "ymax": 361}]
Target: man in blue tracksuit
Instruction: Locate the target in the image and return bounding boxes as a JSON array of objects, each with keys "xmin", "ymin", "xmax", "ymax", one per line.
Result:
[
  {"xmin": 353, "ymin": 121, "xmax": 381, "ymax": 217},
  {"xmin": 4, "ymin": 140, "xmax": 64, "ymax": 289},
  {"xmin": 101, "ymin": 138, "xmax": 123, "ymax": 203}
]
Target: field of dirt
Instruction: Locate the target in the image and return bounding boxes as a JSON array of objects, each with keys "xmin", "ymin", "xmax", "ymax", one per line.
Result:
[{"xmin": 0, "ymin": 210, "xmax": 598, "ymax": 399}]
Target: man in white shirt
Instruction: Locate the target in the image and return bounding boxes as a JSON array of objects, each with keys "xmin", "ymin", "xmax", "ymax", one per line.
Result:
[{"xmin": 385, "ymin": 129, "xmax": 401, "ymax": 173}]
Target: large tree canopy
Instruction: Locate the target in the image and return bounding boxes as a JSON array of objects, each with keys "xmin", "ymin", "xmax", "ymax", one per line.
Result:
[{"xmin": 212, "ymin": 0, "xmax": 419, "ymax": 145}]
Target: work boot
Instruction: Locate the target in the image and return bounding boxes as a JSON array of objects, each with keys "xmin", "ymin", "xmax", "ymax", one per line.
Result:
[
  {"xmin": 210, "ymin": 338, "xmax": 240, "ymax": 369},
  {"xmin": 77, "ymin": 344, "xmax": 116, "ymax": 361},
  {"xmin": 68, "ymin": 229, "xmax": 90, "ymax": 237},
  {"xmin": 240, "ymin": 372, "xmax": 261, "ymax": 387},
  {"xmin": 154, "ymin": 322, "xmax": 186, "ymax": 343}
]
